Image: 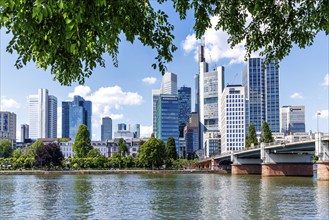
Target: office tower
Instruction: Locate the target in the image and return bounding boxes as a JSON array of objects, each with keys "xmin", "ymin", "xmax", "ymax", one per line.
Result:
[
  {"xmin": 61, "ymin": 96, "xmax": 92, "ymax": 140},
  {"xmin": 0, "ymin": 111, "xmax": 16, "ymax": 140},
  {"xmin": 221, "ymin": 85, "xmax": 246, "ymax": 153},
  {"xmin": 160, "ymin": 72, "xmax": 178, "ymax": 95},
  {"xmin": 152, "ymin": 89, "xmax": 160, "ymax": 136},
  {"xmin": 114, "ymin": 123, "xmax": 134, "ymax": 139},
  {"xmin": 28, "ymin": 89, "xmax": 57, "ymax": 139},
  {"xmin": 156, "ymin": 94, "xmax": 179, "ymax": 152},
  {"xmin": 130, "ymin": 124, "xmax": 140, "ymax": 138},
  {"xmin": 21, "ymin": 124, "xmax": 29, "ymax": 142},
  {"xmin": 280, "ymin": 106, "xmax": 305, "ymax": 134},
  {"xmin": 184, "ymin": 112, "xmax": 199, "ymax": 154},
  {"xmin": 194, "ymin": 74, "xmax": 200, "ymax": 113},
  {"xmin": 118, "ymin": 123, "xmax": 127, "ymax": 131},
  {"xmin": 198, "ymin": 45, "xmax": 225, "ymax": 148},
  {"xmin": 178, "ymin": 86, "xmax": 191, "ymax": 137},
  {"xmin": 242, "ymin": 58, "xmax": 280, "ymax": 132},
  {"xmin": 101, "ymin": 117, "xmax": 112, "ymax": 141}
]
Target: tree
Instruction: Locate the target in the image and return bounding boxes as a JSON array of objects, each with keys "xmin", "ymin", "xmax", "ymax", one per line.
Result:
[
  {"xmin": 1, "ymin": 1, "xmax": 327, "ymax": 85},
  {"xmin": 72, "ymin": 124, "xmax": 92, "ymax": 158},
  {"xmin": 166, "ymin": 137, "xmax": 177, "ymax": 160},
  {"xmin": 246, "ymin": 124, "xmax": 258, "ymax": 148},
  {"xmin": 87, "ymin": 148, "xmax": 101, "ymax": 158},
  {"xmin": 35, "ymin": 143, "xmax": 64, "ymax": 167},
  {"xmin": 137, "ymin": 135, "xmax": 166, "ymax": 169},
  {"xmin": 118, "ymin": 138, "xmax": 129, "ymax": 157},
  {"xmin": 0, "ymin": 139, "xmax": 13, "ymax": 158},
  {"xmin": 261, "ymin": 121, "xmax": 274, "ymax": 143}
]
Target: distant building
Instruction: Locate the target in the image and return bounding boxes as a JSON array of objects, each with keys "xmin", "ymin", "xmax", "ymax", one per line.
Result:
[
  {"xmin": 178, "ymin": 86, "xmax": 191, "ymax": 137},
  {"xmin": 152, "ymin": 89, "xmax": 161, "ymax": 136},
  {"xmin": 280, "ymin": 106, "xmax": 305, "ymax": 134},
  {"xmin": 242, "ymin": 58, "xmax": 280, "ymax": 133},
  {"xmin": 101, "ymin": 117, "xmax": 112, "ymax": 141},
  {"xmin": 204, "ymin": 131, "xmax": 221, "ymax": 158},
  {"xmin": 117, "ymin": 123, "xmax": 127, "ymax": 131},
  {"xmin": 160, "ymin": 72, "xmax": 178, "ymax": 95},
  {"xmin": 61, "ymin": 96, "xmax": 92, "ymax": 140},
  {"xmin": 28, "ymin": 88, "xmax": 57, "ymax": 139},
  {"xmin": 221, "ymin": 85, "xmax": 246, "ymax": 153},
  {"xmin": 129, "ymin": 124, "xmax": 140, "ymax": 138},
  {"xmin": 184, "ymin": 112, "xmax": 199, "ymax": 154},
  {"xmin": 156, "ymin": 94, "xmax": 179, "ymax": 152},
  {"xmin": 114, "ymin": 130, "xmax": 134, "ymax": 139},
  {"xmin": 0, "ymin": 111, "xmax": 16, "ymax": 140},
  {"xmin": 21, "ymin": 124, "xmax": 29, "ymax": 142}
]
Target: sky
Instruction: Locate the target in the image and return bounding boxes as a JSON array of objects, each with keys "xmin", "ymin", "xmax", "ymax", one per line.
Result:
[{"xmin": 0, "ymin": 3, "xmax": 328, "ymax": 141}]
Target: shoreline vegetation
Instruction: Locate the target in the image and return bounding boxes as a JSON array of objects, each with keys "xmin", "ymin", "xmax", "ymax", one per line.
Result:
[{"xmin": 0, "ymin": 169, "xmax": 225, "ymax": 175}]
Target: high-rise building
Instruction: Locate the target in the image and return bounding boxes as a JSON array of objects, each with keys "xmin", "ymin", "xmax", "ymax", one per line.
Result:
[
  {"xmin": 101, "ymin": 117, "xmax": 112, "ymax": 141},
  {"xmin": 61, "ymin": 96, "xmax": 92, "ymax": 140},
  {"xmin": 160, "ymin": 72, "xmax": 177, "ymax": 95},
  {"xmin": 280, "ymin": 106, "xmax": 305, "ymax": 134},
  {"xmin": 220, "ymin": 85, "xmax": 246, "ymax": 153},
  {"xmin": 178, "ymin": 86, "xmax": 191, "ymax": 137},
  {"xmin": 21, "ymin": 124, "xmax": 29, "ymax": 142},
  {"xmin": 118, "ymin": 123, "xmax": 127, "ymax": 131},
  {"xmin": 184, "ymin": 112, "xmax": 199, "ymax": 154},
  {"xmin": 0, "ymin": 111, "xmax": 16, "ymax": 140},
  {"xmin": 242, "ymin": 58, "xmax": 280, "ymax": 133},
  {"xmin": 194, "ymin": 74, "xmax": 200, "ymax": 113},
  {"xmin": 28, "ymin": 89, "xmax": 57, "ymax": 139},
  {"xmin": 152, "ymin": 89, "xmax": 161, "ymax": 136},
  {"xmin": 130, "ymin": 124, "xmax": 140, "ymax": 138},
  {"xmin": 156, "ymin": 94, "xmax": 179, "ymax": 151},
  {"xmin": 198, "ymin": 45, "xmax": 225, "ymax": 148}
]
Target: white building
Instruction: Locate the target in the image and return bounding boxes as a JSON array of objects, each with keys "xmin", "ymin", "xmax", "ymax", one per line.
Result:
[
  {"xmin": 152, "ymin": 89, "xmax": 161, "ymax": 136},
  {"xmin": 129, "ymin": 124, "xmax": 140, "ymax": 138},
  {"xmin": 280, "ymin": 106, "xmax": 305, "ymax": 134},
  {"xmin": 220, "ymin": 85, "xmax": 246, "ymax": 153},
  {"xmin": 0, "ymin": 111, "xmax": 16, "ymax": 140},
  {"xmin": 28, "ymin": 89, "xmax": 57, "ymax": 139},
  {"xmin": 60, "ymin": 141, "xmax": 109, "ymax": 158},
  {"xmin": 160, "ymin": 72, "xmax": 177, "ymax": 95}
]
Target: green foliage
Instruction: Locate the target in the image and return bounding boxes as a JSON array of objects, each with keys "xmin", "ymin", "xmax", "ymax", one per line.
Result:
[
  {"xmin": 0, "ymin": 0, "xmax": 176, "ymax": 85},
  {"xmin": 72, "ymin": 124, "xmax": 92, "ymax": 158},
  {"xmin": 87, "ymin": 148, "xmax": 101, "ymax": 158},
  {"xmin": 166, "ymin": 137, "xmax": 177, "ymax": 160},
  {"xmin": 137, "ymin": 135, "xmax": 166, "ymax": 168},
  {"xmin": 0, "ymin": 139, "xmax": 13, "ymax": 158},
  {"xmin": 260, "ymin": 121, "xmax": 274, "ymax": 143},
  {"xmin": 246, "ymin": 124, "xmax": 258, "ymax": 148},
  {"xmin": 12, "ymin": 148, "xmax": 21, "ymax": 159},
  {"xmin": 35, "ymin": 143, "xmax": 64, "ymax": 167},
  {"xmin": 118, "ymin": 138, "xmax": 129, "ymax": 157}
]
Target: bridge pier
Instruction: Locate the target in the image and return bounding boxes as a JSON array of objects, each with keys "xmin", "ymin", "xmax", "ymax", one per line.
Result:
[
  {"xmin": 231, "ymin": 153, "xmax": 262, "ymax": 175},
  {"xmin": 261, "ymin": 143, "xmax": 314, "ymax": 177},
  {"xmin": 315, "ymin": 133, "xmax": 329, "ymax": 181}
]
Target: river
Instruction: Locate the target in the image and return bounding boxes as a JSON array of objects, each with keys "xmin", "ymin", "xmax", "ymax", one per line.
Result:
[{"xmin": 0, "ymin": 174, "xmax": 328, "ymax": 219}]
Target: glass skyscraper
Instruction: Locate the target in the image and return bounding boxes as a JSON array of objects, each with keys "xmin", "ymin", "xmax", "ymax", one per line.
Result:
[
  {"xmin": 156, "ymin": 94, "xmax": 179, "ymax": 152},
  {"xmin": 242, "ymin": 58, "xmax": 280, "ymax": 132},
  {"xmin": 178, "ymin": 86, "xmax": 191, "ymax": 137},
  {"xmin": 62, "ymin": 96, "xmax": 92, "ymax": 140},
  {"xmin": 101, "ymin": 117, "xmax": 112, "ymax": 141}
]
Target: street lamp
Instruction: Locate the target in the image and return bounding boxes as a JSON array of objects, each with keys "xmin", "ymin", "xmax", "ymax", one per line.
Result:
[{"xmin": 317, "ymin": 112, "xmax": 321, "ymax": 134}]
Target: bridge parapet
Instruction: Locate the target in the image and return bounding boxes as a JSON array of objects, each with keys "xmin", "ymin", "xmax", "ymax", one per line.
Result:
[{"xmin": 315, "ymin": 133, "xmax": 329, "ymax": 181}]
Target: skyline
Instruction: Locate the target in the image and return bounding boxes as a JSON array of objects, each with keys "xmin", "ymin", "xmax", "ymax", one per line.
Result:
[{"xmin": 0, "ymin": 5, "xmax": 328, "ymax": 141}]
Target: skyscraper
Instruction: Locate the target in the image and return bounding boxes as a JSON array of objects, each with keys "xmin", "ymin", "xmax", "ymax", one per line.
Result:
[
  {"xmin": 0, "ymin": 111, "xmax": 16, "ymax": 140},
  {"xmin": 221, "ymin": 85, "xmax": 246, "ymax": 153},
  {"xmin": 198, "ymin": 45, "xmax": 225, "ymax": 148},
  {"xmin": 61, "ymin": 96, "xmax": 92, "ymax": 140},
  {"xmin": 160, "ymin": 72, "xmax": 178, "ymax": 95},
  {"xmin": 129, "ymin": 124, "xmax": 140, "ymax": 138},
  {"xmin": 156, "ymin": 94, "xmax": 179, "ymax": 151},
  {"xmin": 280, "ymin": 106, "xmax": 305, "ymax": 134},
  {"xmin": 178, "ymin": 86, "xmax": 191, "ymax": 137},
  {"xmin": 21, "ymin": 124, "xmax": 29, "ymax": 142},
  {"xmin": 101, "ymin": 117, "xmax": 112, "ymax": 141},
  {"xmin": 152, "ymin": 89, "xmax": 161, "ymax": 136},
  {"xmin": 242, "ymin": 58, "xmax": 280, "ymax": 132},
  {"xmin": 28, "ymin": 89, "xmax": 57, "ymax": 139}
]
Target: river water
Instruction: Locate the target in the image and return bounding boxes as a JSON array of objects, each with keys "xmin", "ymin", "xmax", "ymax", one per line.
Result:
[{"xmin": 0, "ymin": 174, "xmax": 328, "ymax": 219}]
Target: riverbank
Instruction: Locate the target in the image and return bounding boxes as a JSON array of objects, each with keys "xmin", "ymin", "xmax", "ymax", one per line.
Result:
[{"xmin": 0, "ymin": 169, "xmax": 228, "ymax": 175}]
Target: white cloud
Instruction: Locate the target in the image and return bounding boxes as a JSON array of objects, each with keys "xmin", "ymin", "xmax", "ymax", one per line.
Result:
[
  {"xmin": 57, "ymin": 107, "xmax": 62, "ymax": 138},
  {"xmin": 140, "ymin": 125, "xmax": 152, "ymax": 138},
  {"xmin": 142, "ymin": 77, "xmax": 157, "ymax": 85},
  {"xmin": 181, "ymin": 16, "xmax": 259, "ymax": 65},
  {"xmin": 68, "ymin": 85, "xmax": 91, "ymax": 98},
  {"xmin": 315, "ymin": 110, "xmax": 329, "ymax": 119},
  {"xmin": 1, "ymin": 97, "xmax": 21, "ymax": 110},
  {"xmin": 110, "ymin": 114, "xmax": 124, "ymax": 120},
  {"xmin": 321, "ymin": 73, "xmax": 329, "ymax": 86},
  {"xmin": 290, "ymin": 92, "xmax": 303, "ymax": 99}
]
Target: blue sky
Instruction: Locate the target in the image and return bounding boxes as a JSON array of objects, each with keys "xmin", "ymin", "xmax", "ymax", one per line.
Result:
[{"xmin": 0, "ymin": 4, "xmax": 328, "ymax": 141}]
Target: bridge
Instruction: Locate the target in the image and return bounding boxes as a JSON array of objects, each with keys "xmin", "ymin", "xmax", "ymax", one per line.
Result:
[{"xmin": 196, "ymin": 133, "xmax": 329, "ymax": 180}]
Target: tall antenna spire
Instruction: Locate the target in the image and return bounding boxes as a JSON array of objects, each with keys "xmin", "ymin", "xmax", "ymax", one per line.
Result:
[{"xmin": 198, "ymin": 36, "xmax": 206, "ymax": 63}]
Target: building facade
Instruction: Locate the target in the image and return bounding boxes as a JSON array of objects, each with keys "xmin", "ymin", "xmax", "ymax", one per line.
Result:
[
  {"xmin": 152, "ymin": 89, "xmax": 161, "ymax": 136},
  {"xmin": 21, "ymin": 124, "xmax": 29, "ymax": 142},
  {"xmin": 184, "ymin": 112, "xmax": 199, "ymax": 155},
  {"xmin": 0, "ymin": 111, "xmax": 16, "ymax": 140},
  {"xmin": 28, "ymin": 89, "xmax": 57, "ymax": 139},
  {"xmin": 280, "ymin": 106, "xmax": 305, "ymax": 134},
  {"xmin": 220, "ymin": 85, "xmax": 246, "ymax": 153},
  {"xmin": 178, "ymin": 86, "xmax": 191, "ymax": 137},
  {"xmin": 101, "ymin": 117, "xmax": 112, "ymax": 141},
  {"xmin": 62, "ymin": 96, "xmax": 92, "ymax": 140},
  {"xmin": 242, "ymin": 58, "xmax": 280, "ymax": 133},
  {"xmin": 129, "ymin": 124, "xmax": 140, "ymax": 138},
  {"xmin": 160, "ymin": 72, "xmax": 178, "ymax": 95}
]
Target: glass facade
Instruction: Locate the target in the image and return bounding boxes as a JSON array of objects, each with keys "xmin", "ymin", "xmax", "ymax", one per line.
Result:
[
  {"xmin": 156, "ymin": 95, "xmax": 179, "ymax": 152},
  {"xmin": 178, "ymin": 86, "xmax": 191, "ymax": 137},
  {"xmin": 101, "ymin": 117, "xmax": 112, "ymax": 141},
  {"xmin": 62, "ymin": 102, "xmax": 70, "ymax": 138}
]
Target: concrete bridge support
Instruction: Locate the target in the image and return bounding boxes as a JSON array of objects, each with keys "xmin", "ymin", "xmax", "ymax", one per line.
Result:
[
  {"xmin": 315, "ymin": 133, "xmax": 329, "ymax": 181},
  {"xmin": 231, "ymin": 153, "xmax": 262, "ymax": 175},
  {"xmin": 261, "ymin": 144, "xmax": 314, "ymax": 177}
]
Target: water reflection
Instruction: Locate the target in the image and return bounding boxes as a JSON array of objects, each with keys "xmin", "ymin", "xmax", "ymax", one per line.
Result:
[{"xmin": 316, "ymin": 181, "xmax": 329, "ymax": 219}]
